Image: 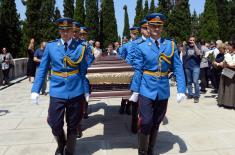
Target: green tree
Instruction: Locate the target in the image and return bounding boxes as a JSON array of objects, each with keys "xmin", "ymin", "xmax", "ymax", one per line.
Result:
[
  {"xmin": 156, "ymin": 0, "xmax": 172, "ymax": 15},
  {"xmin": 63, "ymin": 0, "xmax": 74, "ymax": 18},
  {"xmin": 123, "ymin": 5, "xmax": 130, "ymax": 39},
  {"xmin": 149, "ymin": 0, "xmax": 155, "ymax": 13},
  {"xmin": 0, "ymin": 0, "xmax": 21, "ymax": 57},
  {"xmin": 227, "ymin": 0, "xmax": 235, "ymax": 40},
  {"xmin": 40, "ymin": 0, "xmax": 57, "ymax": 41},
  {"xmin": 191, "ymin": 10, "xmax": 200, "ymax": 39},
  {"xmin": 199, "ymin": 0, "xmax": 219, "ymax": 42},
  {"xmin": 50, "ymin": 7, "xmax": 61, "ymax": 40},
  {"xmin": 143, "ymin": 0, "xmax": 149, "ymax": 17},
  {"xmin": 166, "ymin": 0, "xmax": 191, "ymax": 42},
  {"xmin": 25, "ymin": 0, "xmax": 42, "ymax": 46},
  {"xmin": 134, "ymin": 0, "xmax": 143, "ymax": 26},
  {"xmin": 74, "ymin": 0, "xmax": 85, "ymax": 25},
  {"xmin": 85, "ymin": 0, "xmax": 99, "ymax": 40},
  {"xmin": 215, "ymin": 0, "xmax": 230, "ymax": 40},
  {"xmin": 100, "ymin": 0, "xmax": 118, "ymax": 48}
]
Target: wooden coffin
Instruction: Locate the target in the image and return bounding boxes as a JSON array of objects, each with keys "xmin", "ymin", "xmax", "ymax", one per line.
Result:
[{"xmin": 87, "ymin": 55, "xmax": 134, "ymax": 99}]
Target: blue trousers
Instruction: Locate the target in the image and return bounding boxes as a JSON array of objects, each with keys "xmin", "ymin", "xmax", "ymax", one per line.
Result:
[
  {"xmin": 138, "ymin": 95, "xmax": 168, "ymax": 135},
  {"xmin": 185, "ymin": 67, "xmax": 200, "ymax": 98},
  {"xmin": 47, "ymin": 95, "xmax": 85, "ymax": 136}
]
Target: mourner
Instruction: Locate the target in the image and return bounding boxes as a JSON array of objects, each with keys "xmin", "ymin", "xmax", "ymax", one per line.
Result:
[
  {"xmin": 31, "ymin": 17, "xmax": 89, "ymax": 155},
  {"xmin": 130, "ymin": 13, "xmax": 186, "ymax": 155}
]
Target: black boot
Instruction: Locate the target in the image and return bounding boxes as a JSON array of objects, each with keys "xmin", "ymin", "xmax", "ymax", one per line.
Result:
[
  {"xmin": 148, "ymin": 125, "xmax": 159, "ymax": 155},
  {"xmin": 119, "ymin": 99, "xmax": 126, "ymax": 114},
  {"xmin": 125, "ymin": 100, "xmax": 131, "ymax": 115},
  {"xmin": 54, "ymin": 132, "xmax": 66, "ymax": 155},
  {"xmin": 83, "ymin": 101, "xmax": 89, "ymax": 119},
  {"xmin": 138, "ymin": 133, "xmax": 150, "ymax": 155},
  {"xmin": 65, "ymin": 134, "xmax": 77, "ymax": 155},
  {"xmin": 77, "ymin": 124, "xmax": 83, "ymax": 138},
  {"xmin": 131, "ymin": 101, "xmax": 138, "ymax": 134}
]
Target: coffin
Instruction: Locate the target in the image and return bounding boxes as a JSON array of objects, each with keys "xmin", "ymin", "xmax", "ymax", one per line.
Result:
[{"xmin": 87, "ymin": 55, "xmax": 134, "ymax": 99}]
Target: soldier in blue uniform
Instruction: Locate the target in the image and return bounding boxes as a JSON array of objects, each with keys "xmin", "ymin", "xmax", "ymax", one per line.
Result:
[
  {"xmin": 31, "ymin": 17, "xmax": 88, "ymax": 155},
  {"xmin": 130, "ymin": 13, "xmax": 186, "ymax": 155},
  {"xmin": 128, "ymin": 19, "xmax": 150, "ymax": 134},
  {"xmin": 72, "ymin": 21, "xmax": 82, "ymax": 45},
  {"xmin": 79, "ymin": 26, "xmax": 95, "ymax": 119},
  {"xmin": 118, "ymin": 26, "xmax": 140, "ymax": 115}
]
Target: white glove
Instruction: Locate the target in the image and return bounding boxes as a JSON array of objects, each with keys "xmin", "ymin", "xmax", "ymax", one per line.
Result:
[
  {"xmin": 176, "ymin": 93, "xmax": 186, "ymax": 103},
  {"xmin": 85, "ymin": 93, "xmax": 90, "ymax": 102},
  {"xmin": 31, "ymin": 92, "xmax": 39, "ymax": 105},
  {"xmin": 129, "ymin": 92, "xmax": 139, "ymax": 102}
]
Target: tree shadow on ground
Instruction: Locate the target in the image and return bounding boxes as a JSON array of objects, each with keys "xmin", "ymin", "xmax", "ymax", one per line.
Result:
[{"xmin": 74, "ymin": 101, "xmax": 187, "ymax": 155}]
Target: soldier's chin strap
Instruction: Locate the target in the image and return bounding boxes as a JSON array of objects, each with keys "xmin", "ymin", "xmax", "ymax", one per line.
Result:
[{"xmin": 63, "ymin": 46, "xmax": 86, "ymax": 68}]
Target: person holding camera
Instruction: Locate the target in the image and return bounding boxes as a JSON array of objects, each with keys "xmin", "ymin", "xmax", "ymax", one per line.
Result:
[
  {"xmin": 183, "ymin": 36, "xmax": 201, "ymax": 103},
  {"xmin": 0, "ymin": 47, "xmax": 13, "ymax": 85}
]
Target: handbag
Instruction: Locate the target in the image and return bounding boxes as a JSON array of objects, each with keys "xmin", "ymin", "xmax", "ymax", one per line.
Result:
[
  {"xmin": 222, "ymin": 68, "xmax": 235, "ymax": 79},
  {"xmin": 9, "ymin": 62, "xmax": 14, "ymax": 68}
]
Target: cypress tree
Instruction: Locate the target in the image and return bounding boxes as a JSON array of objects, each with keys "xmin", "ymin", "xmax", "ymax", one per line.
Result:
[
  {"xmin": 191, "ymin": 10, "xmax": 200, "ymax": 39},
  {"xmin": 156, "ymin": 0, "xmax": 171, "ymax": 15},
  {"xmin": 215, "ymin": 0, "xmax": 230, "ymax": 40},
  {"xmin": 50, "ymin": 7, "xmax": 61, "ymax": 40},
  {"xmin": 123, "ymin": 5, "xmax": 130, "ymax": 39},
  {"xmin": 25, "ymin": 0, "xmax": 42, "ymax": 46},
  {"xmin": 85, "ymin": 0, "xmax": 99, "ymax": 41},
  {"xmin": 149, "ymin": 0, "xmax": 155, "ymax": 13},
  {"xmin": 134, "ymin": 0, "xmax": 143, "ymax": 26},
  {"xmin": 40, "ymin": 0, "xmax": 56, "ymax": 41},
  {"xmin": 63, "ymin": 0, "xmax": 74, "ymax": 18},
  {"xmin": 199, "ymin": 0, "xmax": 219, "ymax": 42},
  {"xmin": 166, "ymin": 0, "xmax": 191, "ymax": 42},
  {"xmin": 74, "ymin": 0, "xmax": 85, "ymax": 25},
  {"xmin": 227, "ymin": 0, "xmax": 235, "ymax": 40},
  {"xmin": 143, "ymin": 0, "xmax": 149, "ymax": 17},
  {"xmin": 0, "ymin": 0, "xmax": 21, "ymax": 57},
  {"xmin": 101, "ymin": 0, "xmax": 118, "ymax": 48}
]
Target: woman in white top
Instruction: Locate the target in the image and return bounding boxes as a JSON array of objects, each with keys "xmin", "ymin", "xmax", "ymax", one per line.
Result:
[{"xmin": 0, "ymin": 47, "xmax": 13, "ymax": 85}]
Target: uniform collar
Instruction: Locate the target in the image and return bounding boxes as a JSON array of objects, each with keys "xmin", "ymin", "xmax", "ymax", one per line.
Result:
[
  {"xmin": 61, "ymin": 38, "xmax": 72, "ymax": 47},
  {"xmin": 150, "ymin": 37, "xmax": 161, "ymax": 47}
]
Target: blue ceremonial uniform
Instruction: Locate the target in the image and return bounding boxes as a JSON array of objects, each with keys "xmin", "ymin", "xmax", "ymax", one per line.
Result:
[
  {"xmin": 80, "ymin": 40, "xmax": 94, "ymax": 94},
  {"xmin": 32, "ymin": 39, "xmax": 87, "ymax": 99},
  {"xmin": 126, "ymin": 36, "xmax": 146, "ymax": 66},
  {"xmin": 131, "ymin": 37, "xmax": 186, "ymax": 100}
]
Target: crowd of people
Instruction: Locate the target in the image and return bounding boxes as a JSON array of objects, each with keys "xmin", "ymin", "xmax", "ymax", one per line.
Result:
[
  {"xmin": 177, "ymin": 38, "xmax": 235, "ymax": 108},
  {"xmin": 0, "ymin": 11, "xmax": 234, "ymax": 155}
]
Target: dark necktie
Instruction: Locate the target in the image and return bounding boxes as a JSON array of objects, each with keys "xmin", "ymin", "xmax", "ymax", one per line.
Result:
[
  {"xmin": 155, "ymin": 40, "xmax": 159, "ymax": 49},
  {"xmin": 64, "ymin": 42, "xmax": 68, "ymax": 51}
]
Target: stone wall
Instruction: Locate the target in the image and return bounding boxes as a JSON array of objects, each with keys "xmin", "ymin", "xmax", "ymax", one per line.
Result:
[{"xmin": 0, "ymin": 58, "xmax": 28, "ymax": 85}]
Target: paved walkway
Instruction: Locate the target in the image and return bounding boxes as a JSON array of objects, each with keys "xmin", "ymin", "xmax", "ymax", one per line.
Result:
[{"xmin": 0, "ymin": 79, "xmax": 235, "ymax": 155}]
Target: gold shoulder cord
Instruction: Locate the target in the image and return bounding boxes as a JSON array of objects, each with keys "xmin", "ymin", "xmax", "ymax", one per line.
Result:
[
  {"xmin": 63, "ymin": 46, "xmax": 86, "ymax": 68},
  {"xmin": 158, "ymin": 41, "xmax": 174, "ymax": 65}
]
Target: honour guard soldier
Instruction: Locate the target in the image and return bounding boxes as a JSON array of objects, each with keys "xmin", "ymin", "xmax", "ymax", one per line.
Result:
[
  {"xmin": 79, "ymin": 26, "xmax": 95, "ymax": 119},
  {"xmin": 31, "ymin": 17, "xmax": 88, "ymax": 155},
  {"xmin": 118, "ymin": 26, "xmax": 140, "ymax": 115},
  {"xmin": 129, "ymin": 19, "xmax": 150, "ymax": 134},
  {"xmin": 72, "ymin": 21, "xmax": 82, "ymax": 45},
  {"xmin": 76, "ymin": 26, "xmax": 95, "ymax": 138},
  {"xmin": 130, "ymin": 13, "xmax": 186, "ymax": 155}
]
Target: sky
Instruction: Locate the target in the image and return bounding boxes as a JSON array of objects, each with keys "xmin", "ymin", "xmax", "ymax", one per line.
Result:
[{"xmin": 16, "ymin": 0, "xmax": 205, "ymax": 37}]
